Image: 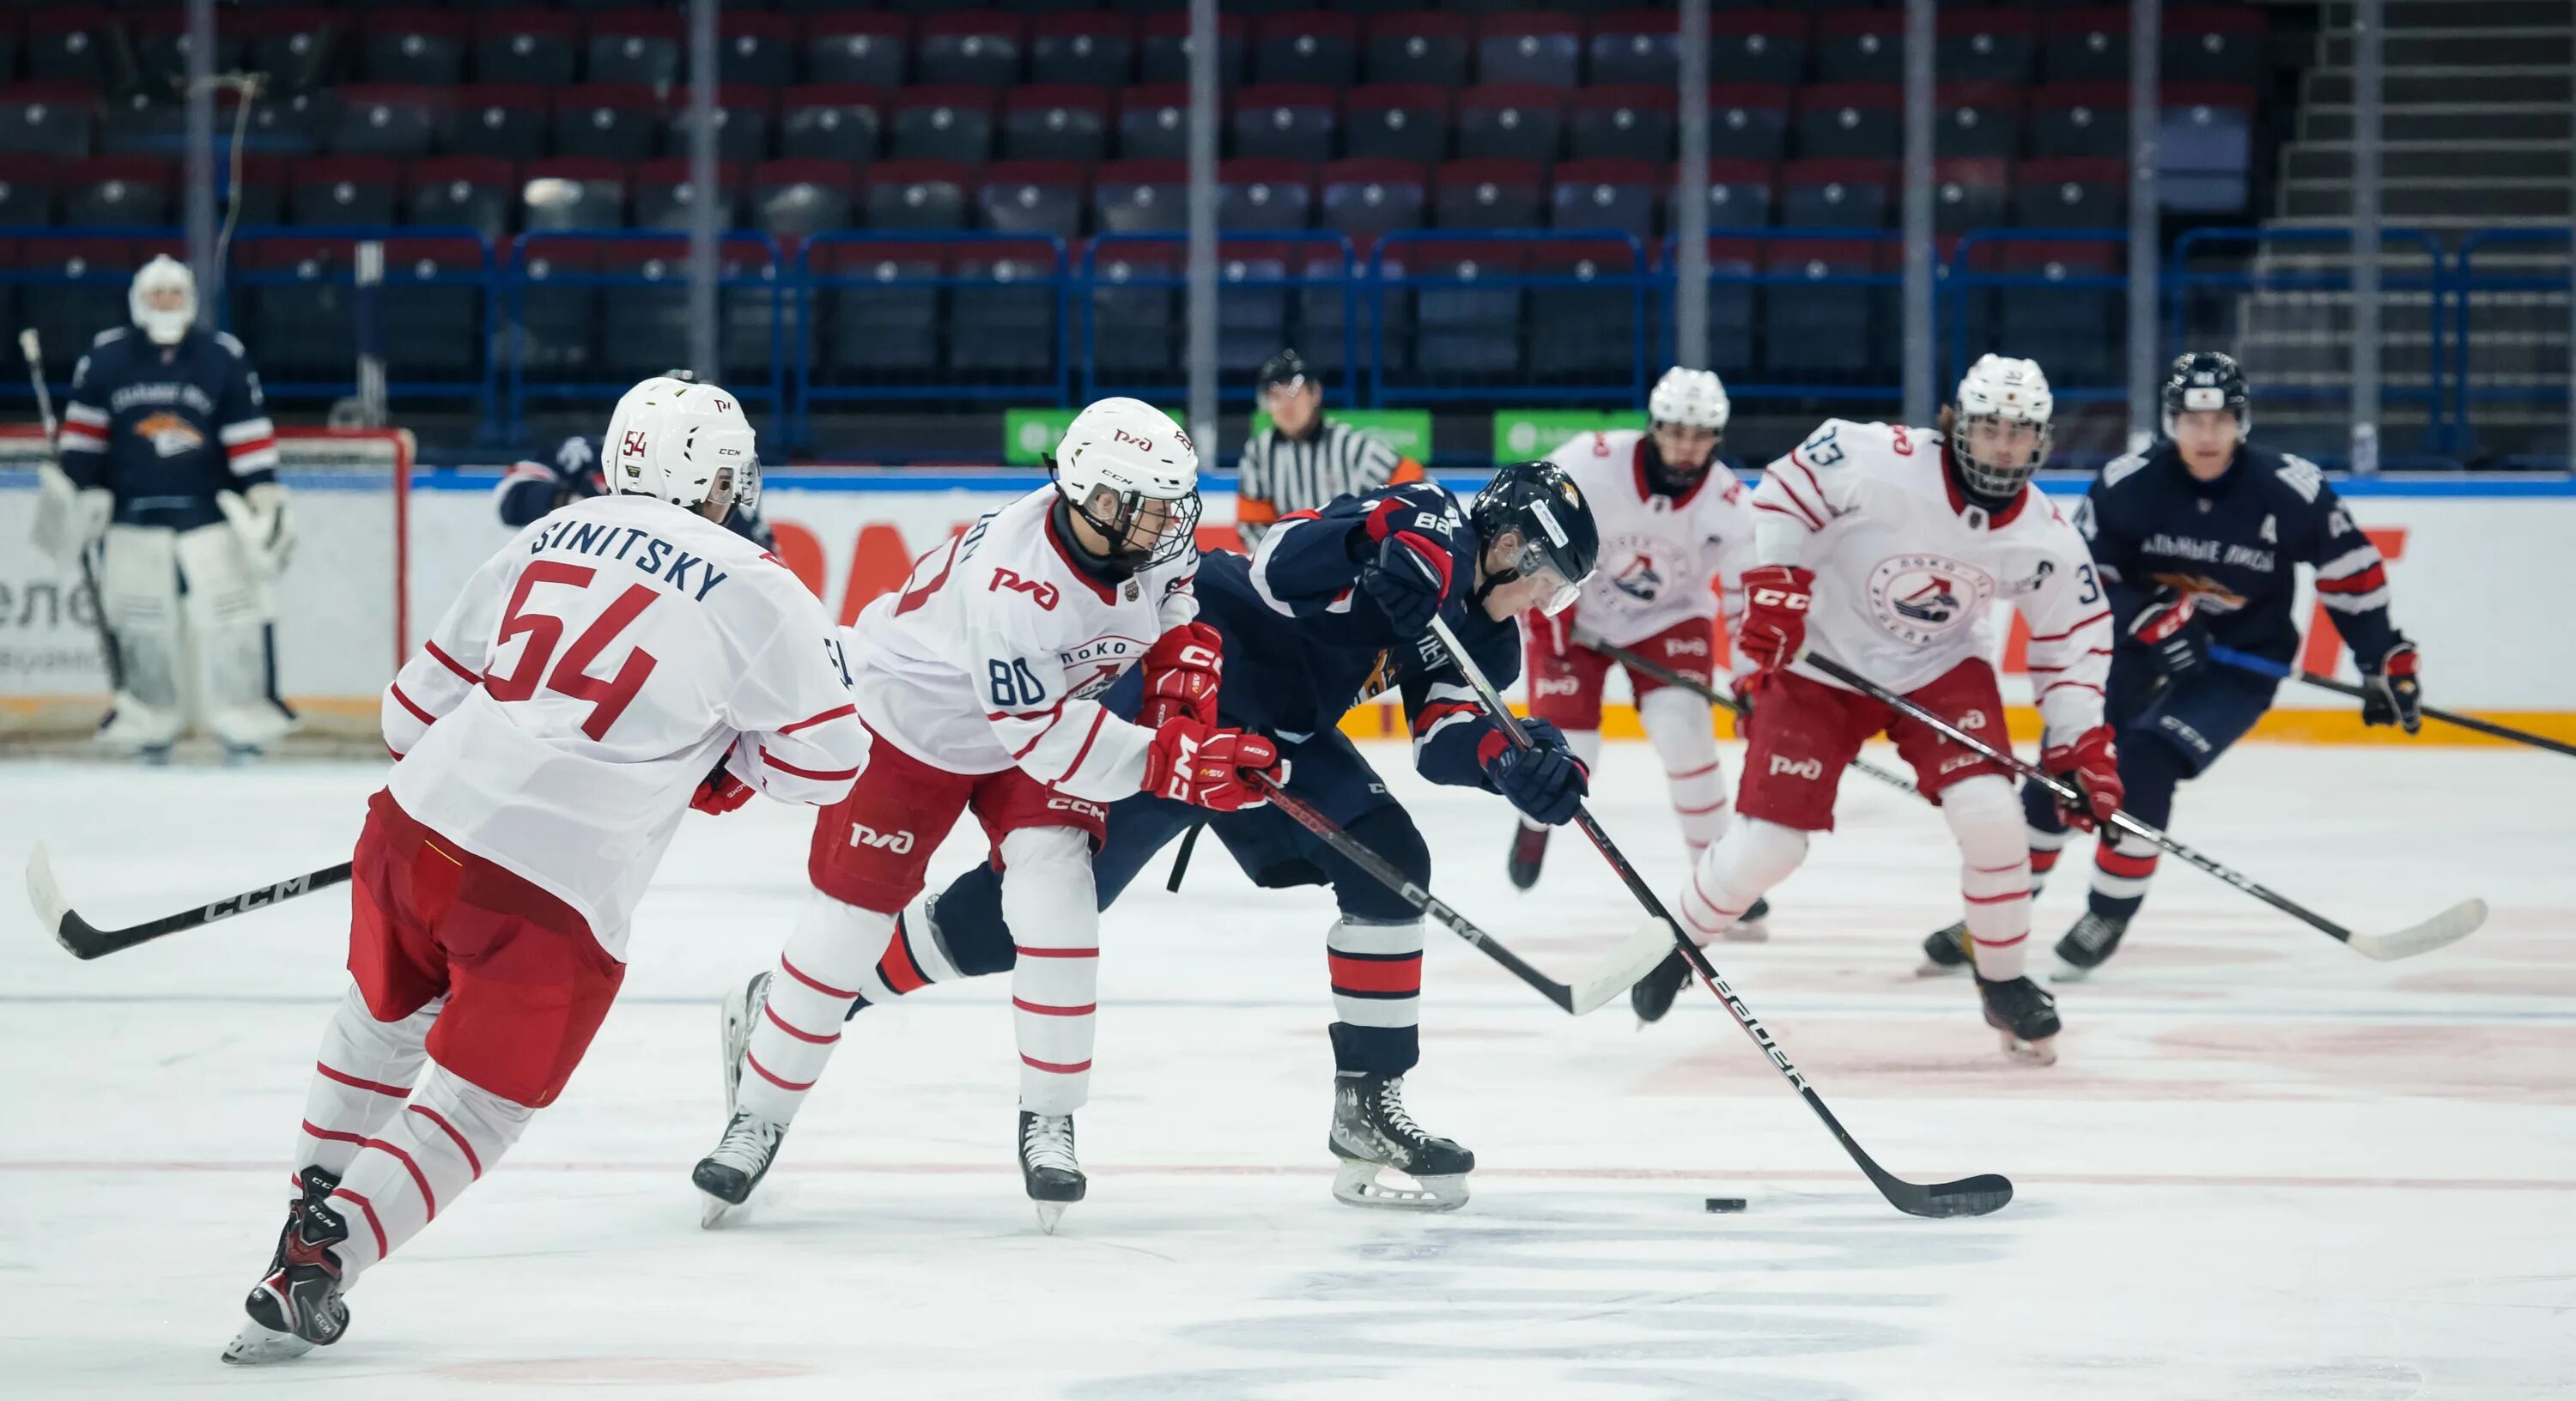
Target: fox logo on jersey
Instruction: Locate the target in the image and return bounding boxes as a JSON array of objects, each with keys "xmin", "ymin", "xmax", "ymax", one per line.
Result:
[
  {"xmin": 133, "ymin": 411, "xmax": 206, "ymax": 458},
  {"xmin": 1866, "ymin": 554, "xmax": 1996, "ymax": 646}
]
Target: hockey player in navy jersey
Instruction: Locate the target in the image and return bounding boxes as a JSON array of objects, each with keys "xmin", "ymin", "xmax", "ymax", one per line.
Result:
[
  {"xmin": 1922, "ymin": 352, "xmax": 2422, "ymax": 980},
  {"xmin": 496, "ymin": 373, "xmax": 774, "ymax": 549},
  {"xmin": 27, "ymin": 256, "xmax": 295, "ymax": 761},
  {"xmin": 711, "ymin": 462, "xmax": 1600, "ymax": 1214}
]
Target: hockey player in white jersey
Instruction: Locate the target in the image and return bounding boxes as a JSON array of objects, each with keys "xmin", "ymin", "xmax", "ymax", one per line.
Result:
[
  {"xmin": 223, "ymin": 379, "xmax": 868, "ymax": 1364},
  {"xmin": 1637, "ymin": 355, "xmax": 2123, "ymax": 1063},
  {"xmin": 694, "ymin": 397, "xmax": 1285, "ymax": 1232},
  {"xmin": 1509, "ymin": 368, "xmax": 1760, "ymax": 925}
]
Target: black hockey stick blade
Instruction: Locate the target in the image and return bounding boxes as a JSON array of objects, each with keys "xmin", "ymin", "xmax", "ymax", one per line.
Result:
[{"xmin": 27, "ymin": 842, "xmax": 352, "ymax": 960}]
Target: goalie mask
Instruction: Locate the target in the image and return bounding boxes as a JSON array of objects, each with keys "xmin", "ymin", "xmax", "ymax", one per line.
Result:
[
  {"xmin": 1948, "ymin": 354, "xmax": 2055, "ymax": 500},
  {"xmin": 609, "ymin": 380, "xmax": 759, "ymax": 519},
  {"xmin": 129, "ymin": 255, "xmax": 197, "ymax": 347},
  {"xmin": 1045, "ymin": 396, "xmax": 1202, "ymax": 574}
]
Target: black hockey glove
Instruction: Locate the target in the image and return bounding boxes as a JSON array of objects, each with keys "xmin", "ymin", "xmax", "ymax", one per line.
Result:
[
  {"xmin": 1357, "ymin": 531, "xmax": 1452, "ymax": 639},
  {"xmin": 1480, "ymin": 718, "xmax": 1590, "ymax": 827},
  {"xmin": 2360, "ymin": 640, "xmax": 2422, "ymax": 735},
  {"xmin": 2127, "ymin": 586, "xmax": 2208, "ymax": 682}
]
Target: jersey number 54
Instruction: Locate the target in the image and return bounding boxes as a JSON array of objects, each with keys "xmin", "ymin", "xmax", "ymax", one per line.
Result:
[{"xmin": 487, "ymin": 561, "xmax": 661, "ymax": 741}]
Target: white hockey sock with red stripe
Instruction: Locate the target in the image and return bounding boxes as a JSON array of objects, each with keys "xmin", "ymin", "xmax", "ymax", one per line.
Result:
[
  {"xmin": 2026, "ymin": 823, "xmax": 2069, "ymax": 897},
  {"xmin": 736, "ymin": 894, "xmax": 888, "ymax": 1126},
  {"xmin": 293, "ymin": 984, "xmax": 441, "ymax": 1184},
  {"xmin": 1001, "ymin": 828, "xmax": 1100, "ymax": 1116},
  {"xmin": 1675, "ymin": 817, "xmax": 1807, "ymax": 942},
  {"xmin": 1639, "ymin": 688, "xmax": 1729, "ymax": 855},
  {"xmin": 324, "ymin": 1062, "xmax": 533, "ymax": 1281},
  {"xmin": 1943, "ymin": 776, "xmax": 2032, "ymax": 980}
]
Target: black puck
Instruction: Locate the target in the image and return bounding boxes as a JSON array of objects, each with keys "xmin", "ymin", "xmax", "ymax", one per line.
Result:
[{"xmin": 1704, "ymin": 1197, "xmax": 1747, "ymax": 1213}]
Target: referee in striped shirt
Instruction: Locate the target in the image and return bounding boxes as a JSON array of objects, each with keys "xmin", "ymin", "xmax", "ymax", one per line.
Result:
[{"xmin": 1234, "ymin": 349, "xmax": 1424, "ymax": 546}]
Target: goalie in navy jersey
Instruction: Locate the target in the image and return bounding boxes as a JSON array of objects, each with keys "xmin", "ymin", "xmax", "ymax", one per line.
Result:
[
  {"xmin": 1922, "ymin": 352, "xmax": 2423, "ymax": 980},
  {"xmin": 766, "ymin": 463, "xmax": 1601, "ymax": 1213},
  {"xmin": 27, "ymin": 256, "xmax": 294, "ymax": 761}
]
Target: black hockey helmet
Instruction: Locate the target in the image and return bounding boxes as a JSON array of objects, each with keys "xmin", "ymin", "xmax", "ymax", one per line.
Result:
[
  {"xmin": 1257, "ymin": 348, "xmax": 1309, "ymax": 392},
  {"xmin": 2160, "ymin": 350, "xmax": 2250, "ymax": 438},
  {"xmin": 1469, "ymin": 460, "xmax": 1600, "ymax": 616}
]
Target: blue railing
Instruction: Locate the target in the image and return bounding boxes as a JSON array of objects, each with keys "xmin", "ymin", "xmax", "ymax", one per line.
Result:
[{"xmin": 0, "ymin": 222, "xmax": 2562, "ymax": 459}]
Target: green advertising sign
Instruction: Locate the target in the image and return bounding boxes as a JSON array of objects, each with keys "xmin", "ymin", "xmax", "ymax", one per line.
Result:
[
  {"xmin": 1248, "ymin": 408, "xmax": 1433, "ymax": 464},
  {"xmin": 1005, "ymin": 405, "xmax": 1191, "ymax": 465},
  {"xmin": 1491, "ymin": 409, "xmax": 1649, "ymax": 464},
  {"xmin": 1012, "ymin": 406, "xmax": 1432, "ymax": 468}
]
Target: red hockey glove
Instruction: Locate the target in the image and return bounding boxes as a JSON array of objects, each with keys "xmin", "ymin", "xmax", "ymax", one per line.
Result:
[
  {"xmin": 2041, "ymin": 725, "xmax": 2123, "ymax": 832},
  {"xmin": 1142, "ymin": 718, "xmax": 1285, "ymax": 813},
  {"xmin": 1139, "ymin": 621, "xmax": 1224, "ymax": 728},
  {"xmin": 1735, "ymin": 564, "xmax": 1816, "ymax": 678},
  {"xmin": 2128, "ymin": 586, "xmax": 2208, "ymax": 681},
  {"xmin": 690, "ymin": 762, "xmax": 755, "ymax": 816},
  {"xmin": 2361, "ymin": 640, "xmax": 2422, "ymax": 735}
]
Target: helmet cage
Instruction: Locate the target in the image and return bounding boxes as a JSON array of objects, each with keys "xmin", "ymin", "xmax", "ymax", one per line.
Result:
[{"xmin": 1047, "ymin": 456, "xmax": 1204, "ymax": 571}]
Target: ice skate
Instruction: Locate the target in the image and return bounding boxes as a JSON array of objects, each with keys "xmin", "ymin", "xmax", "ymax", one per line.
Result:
[
  {"xmin": 1631, "ymin": 899, "xmax": 1765, "ymax": 1025},
  {"xmin": 2051, "ymin": 912, "xmax": 2129, "ymax": 983},
  {"xmin": 222, "ymin": 1180, "xmax": 351, "ymax": 1365},
  {"xmin": 1018, "ymin": 1111, "xmax": 1085, "ymax": 1234},
  {"xmin": 1977, "ymin": 973, "xmax": 2061, "ymax": 1064},
  {"xmin": 1328, "ymin": 1071, "xmax": 1473, "ymax": 1210},
  {"xmin": 1917, "ymin": 919, "xmax": 1971, "ymax": 977},
  {"xmin": 695, "ymin": 973, "xmax": 784, "ymax": 1228},
  {"xmin": 1506, "ymin": 822, "xmax": 1549, "ymax": 890}
]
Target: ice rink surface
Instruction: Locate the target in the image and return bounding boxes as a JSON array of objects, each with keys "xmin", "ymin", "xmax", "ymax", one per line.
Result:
[{"xmin": 3, "ymin": 740, "xmax": 2572, "ymax": 1400}]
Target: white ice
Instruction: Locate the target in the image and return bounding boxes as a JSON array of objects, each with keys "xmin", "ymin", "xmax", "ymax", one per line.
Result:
[{"xmin": 3, "ymin": 740, "xmax": 2573, "ymax": 1400}]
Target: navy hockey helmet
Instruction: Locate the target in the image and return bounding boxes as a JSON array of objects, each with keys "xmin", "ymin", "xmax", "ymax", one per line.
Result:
[
  {"xmin": 1470, "ymin": 460, "xmax": 1601, "ymax": 616},
  {"xmin": 2161, "ymin": 351, "xmax": 2251, "ymax": 438}
]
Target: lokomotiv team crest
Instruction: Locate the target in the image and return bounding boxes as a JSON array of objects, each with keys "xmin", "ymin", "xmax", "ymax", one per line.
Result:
[{"xmin": 1865, "ymin": 552, "xmax": 1996, "ymax": 646}]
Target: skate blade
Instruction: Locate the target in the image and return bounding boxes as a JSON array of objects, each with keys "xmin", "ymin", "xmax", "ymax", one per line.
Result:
[
  {"xmin": 2049, "ymin": 960, "xmax": 2094, "ymax": 985},
  {"xmin": 1997, "ymin": 1029, "xmax": 2058, "ymax": 1066},
  {"xmin": 1033, "ymin": 1200, "xmax": 1068, "ymax": 1234},
  {"xmin": 699, "ymin": 1194, "xmax": 743, "ymax": 1230},
  {"xmin": 1914, "ymin": 959, "xmax": 1970, "ymax": 979},
  {"xmin": 1331, "ymin": 1160, "xmax": 1469, "ymax": 1212},
  {"xmin": 221, "ymin": 1319, "xmax": 316, "ymax": 1367},
  {"xmin": 1720, "ymin": 919, "xmax": 1768, "ymax": 943}
]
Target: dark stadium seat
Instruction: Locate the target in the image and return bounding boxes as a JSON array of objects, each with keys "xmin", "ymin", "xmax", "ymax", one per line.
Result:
[
  {"xmin": 1762, "ymin": 238, "xmax": 1880, "ymax": 379},
  {"xmin": 1707, "ymin": 82, "xmax": 1790, "ymax": 163},
  {"xmin": 1031, "ymin": 13, "xmax": 1135, "ymax": 87},
  {"xmin": 718, "ymin": 15, "xmax": 799, "ymax": 88},
  {"xmin": 553, "ymin": 86, "xmax": 661, "ymax": 163},
  {"xmin": 446, "ymin": 84, "xmax": 548, "ymax": 161},
  {"xmin": 363, "ymin": 12, "xmax": 465, "ymax": 88},
  {"xmin": 2161, "ymin": 81, "xmax": 2255, "ymax": 214},
  {"xmin": 1231, "ymin": 82, "xmax": 1337, "ymax": 163},
  {"xmin": 1934, "ymin": 157, "xmax": 2009, "ymax": 234},
  {"xmin": 2014, "ymin": 156, "xmax": 2125, "ymax": 229},
  {"xmin": 951, "ymin": 240, "xmax": 1062, "ymax": 379},
  {"xmin": 380, "ymin": 235, "xmax": 489, "ymax": 385},
  {"xmin": 1115, "ymin": 82, "xmax": 1189, "ymax": 161},
  {"xmin": 1215, "ymin": 242, "xmax": 1292, "ymax": 379},
  {"xmin": 1139, "ymin": 13, "xmax": 1242, "ymax": 87},
  {"xmin": 405, "ymin": 155, "xmax": 516, "ymax": 240},
  {"xmin": 476, "ymin": 14, "xmax": 580, "ymax": 89},
  {"xmin": 21, "ymin": 240, "xmax": 136, "ymax": 380},
  {"xmin": 865, "ymin": 158, "xmax": 971, "ymax": 231},
  {"xmin": 236, "ymin": 238, "xmax": 354, "ymax": 383},
  {"xmin": 1568, "ymin": 85, "xmax": 1674, "ymax": 162},
  {"xmin": 1455, "ymin": 84, "xmax": 1562, "ymax": 162},
  {"xmin": 24, "ymin": 11, "xmax": 112, "ymax": 89},
  {"xmin": 246, "ymin": 10, "xmax": 350, "ymax": 95},
  {"xmin": 328, "ymin": 85, "xmax": 445, "ymax": 160},
  {"xmin": 1477, "ymin": 12, "xmax": 1580, "ymax": 87},
  {"xmin": 243, "ymin": 92, "xmax": 326, "ymax": 159},
  {"xmin": 585, "ymin": 12, "xmax": 684, "ymax": 88},
  {"xmin": 96, "ymin": 94, "xmax": 194, "ymax": 160},
  {"xmin": 751, "ymin": 159, "xmax": 857, "ymax": 240},
  {"xmin": 0, "ymin": 154, "xmax": 56, "ymax": 227},
  {"xmin": 919, "ymin": 12, "xmax": 1027, "ymax": 88},
  {"xmin": 287, "ymin": 155, "xmax": 396, "ymax": 227},
  {"xmin": 1433, "ymin": 157, "xmax": 1540, "ymax": 231},
  {"xmin": 811, "ymin": 240, "xmax": 944, "ymax": 381},
  {"xmin": 1091, "ymin": 156, "xmax": 1187, "ymax": 234},
  {"xmin": 805, "ymin": 15, "xmax": 910, "ymax": 90},
  {"xmin": 131, "ymin": 14, "xmax": 243, "ymax": 96},
  {"xmin": 1088, "ymin": 242, "xmax": 1177, "ymax": 381},
  {"xmin": 890, "ymin": 86, "xmax": 997, "ymax": 163},
  {"xmin": 976, "ymin": 159, "xmax": 1084, "ymax": 238},
  {"xmin": 1547, "ymin": 157, "xmax": 1656, "ymax": 237},
  {"xmin": 593, "ymin": 240, "xmax": 685, "ymax": 381},
  {"xmin": 1002, "ymin": 84, "xmax": 1110, "ymax": 162},
  {"xmin": 2044, "ymin": 9, "xmax": 2128, "ymax": 83},
  {"xmin": 1795, "ymin": 82, "xmax": 1901, "ymax": 162},
  {"xmin": 1295, "ymin": 245, "xmax": 1353, "ymax": 379},
  {"xmin": 664, "ymin": 87, "xmax": 776, "ymax": 167},
  {"xmin": 1710, "ymin": 13, "xmax": 1807, "ymax": 87},
  {"xmin": 1938, "ymin": 10, "xmax": 2038, "ymax": 85},
  {"xmin": 633, "ymin": 157, "xmax": 741, "ymax": 233},
  {"xmin": 1319, "ymin": 156, "xmax": 1425, "ymax": 238},
  {"xmin": 519, "ymin": 157, "xmax": 628, "ymax": 232},
  {"xmin": 1400, "ymin": 240, "xmax": 1524, "ymax": 378},
  {"xmin": 1701, "ymin": 237, "xmax": 1758, "ymax": 379},
  {"xmin": 1217, "ymin": 157, "xmax": 1314, "ymax": 232},
  {"xmin": 1527, "ymin": 238, "xmax": 1638, "ymax": 382},
  {"xmin": 2030, "ymin": 82, "xmax": 2128, "ymax": 161},
  {"xmin": 1702, "ymin": 157, "xmax": 1775, "ymax": 230},
  {"xmin": 1778, "ymin": 157, "xmax": 1893, "ymax": 230},
  {"xmin": 1253, "ymin": 13, "xmax": 1358, "ymax": 88},
  {"xmin": 1343, "ymin": 83, "xmax": 1448, "ymax": 164},
  {"xmin": 2164, "ymin": 9, "xmax": 2267, "ymax": 87},
  {"xmin": 779, "ymin": 85, "xmax": 884, "ymax": 163},
  {"xmin": 0, "ymin": 82, "xmax": 95, "ymax": 161},
  {"xmin": 1936, "ymin": 82, "xmax": 2024, "ymax": 161},
  {"xmin": 1364, "ymin": 12, "xmax": 1470, "ymax": 88},
  {"xmin": 1813, "ymin": 12, "xmax": 1902, "ymax": 84},
  {"xmin": 1587, "ymin": 10, "xmax": 1676, "ymax": 88}
]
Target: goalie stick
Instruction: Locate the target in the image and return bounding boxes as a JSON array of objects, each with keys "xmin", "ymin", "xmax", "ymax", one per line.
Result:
[
  {"xmin": 2208, "ymin": 642, "xmax": 2576, "ymax": 761},
  {"xmin": 1570, "ymin": 628, "xmax": 1921, "ymax": 798},
  {"xmin": 20, "ymin": 327, "xmax": 123, "ymax": 693},
  {"xmin": 1425, "ymin": 616, "xmax": 2012, "ymax": 1219},
  {"xmin": 1797, "ymin": 652, "xmax": 2488, "ymax": 963},
  {"xmin": 1253, "ymin": 776, "xmax": 1672, "ymax": 1016},
  {"xmin": 26, "ymin": 842, "xmax": 351, "ymax": 961}
]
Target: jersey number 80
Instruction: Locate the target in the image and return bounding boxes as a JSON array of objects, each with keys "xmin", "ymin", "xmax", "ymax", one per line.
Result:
[{"xmin": 988, "ymin": 658, "xmax": 1048, "ymax": 708}]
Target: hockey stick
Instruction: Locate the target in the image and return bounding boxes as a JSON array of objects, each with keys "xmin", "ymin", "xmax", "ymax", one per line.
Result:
[
  {"xmin": 1796, "ymin": 652, "xmax": 2488, "ymax": 962},
  {"xmin": 1426, "ymin": 617, "xmax": 2012, "ymax": 1219},
  {"xmin": 2208, "ymin": 643, "xmax": 2576, "ymax": 761},
  {"xmin": 1251, "ymin": 776, "xmax": 1672, "ymax": 1016},
  {"xmin": 25, "ymin": 841, "xmax": 351, "ymax": 961},
  {"xmin": 1570, "ymin": 628, "xmax": 1921, "ymax": 798},
  {"xmin": 19, "ymin": 328, "xmax": 122, "ymax": 691}
]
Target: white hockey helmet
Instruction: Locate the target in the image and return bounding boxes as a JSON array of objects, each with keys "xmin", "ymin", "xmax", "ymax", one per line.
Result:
[
  {"xmin": 1949, "ymin": 354, "xmax": 2055, "ymax": 498},
  {"xmin": 607, "ymin": 379, "xmax": 760, "ymax": 518},
  {"xmin": 1048, "ymin": 396, "xmax": 1202, "ymax": 570},
  {"xmin": 129, "ymin": 254, "xmax": 197, "ymax": 346},
  {"xmin": 1648, "ymin": 366, "xmax": 1730, "ymax": 434}
]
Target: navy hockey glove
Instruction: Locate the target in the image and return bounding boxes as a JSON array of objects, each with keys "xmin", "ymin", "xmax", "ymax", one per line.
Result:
[
  {"xmin": 1479, "ymin": 717, "xmax": 1591, "ymax": 827},
  {"xmin": 1358, "ymin": 531, "xmax": 1453, "ymax": 638},
  {"xmin": 2128, "ymin": 587, "xmax": 2208, "ymax": 681},
  {"xmin": 2361, "ymin": 640, "xmax": 2422, "ymax": 735}
]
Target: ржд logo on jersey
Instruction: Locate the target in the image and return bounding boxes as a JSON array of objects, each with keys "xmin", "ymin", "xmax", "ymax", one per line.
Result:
[
  {"xmin": 992, "ymin": 568, "xmax": 1062, "ymax": 610},
  {"xmin": 1865, "ymin": 553, "xmax": 1995, "ymax": 646},
  {"xmin": 848, "ymin": 823, "xmax": 916, "ymax": 855},
  {"xmin": 1767, "ymin": 755, "xmax": 1823, "ymax": 780}
]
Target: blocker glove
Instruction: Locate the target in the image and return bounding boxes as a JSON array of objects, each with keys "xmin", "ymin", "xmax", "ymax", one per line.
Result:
[
  {"xmin": 2041, "ymin": 725, "xmax": 2123, "ymax": 832},
  {"xmin": 1480, "ymin": 717, "xmax": 1591, "ymax": 827},
  {"xmin": 2360, "ymin": 640, "xmax": 2422, "ymax": 735}
]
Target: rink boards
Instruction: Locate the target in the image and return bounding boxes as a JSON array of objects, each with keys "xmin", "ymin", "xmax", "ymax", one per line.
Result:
[{"xmin": 4, "ymin": 470, "xmax": 2572, "ymax": 740}]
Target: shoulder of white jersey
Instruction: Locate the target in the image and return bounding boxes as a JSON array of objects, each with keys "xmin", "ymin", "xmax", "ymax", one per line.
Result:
[
  {"xmin": 2098, "ymin": 450, "xmax": 2155, "ymax": 491},
  {"xmin": 213, "ymin": 331, "xmax": 250, "ymax": 360},
  {"xmin": 88, "ymin": 327, "xmax": 129, "ymax": 350},
  {"xmin": 1788, "ymin": 417, "xmax": 1907, "ymax": 466}
]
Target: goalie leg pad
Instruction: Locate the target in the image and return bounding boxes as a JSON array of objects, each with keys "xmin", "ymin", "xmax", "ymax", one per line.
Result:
[
  {"xmin": 175, "ymin": 521, "xmax": 295, "ymax": 751},
  {"xmin": 97, "ymin": 524, "xmax": 186, "ymax": 749}
]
